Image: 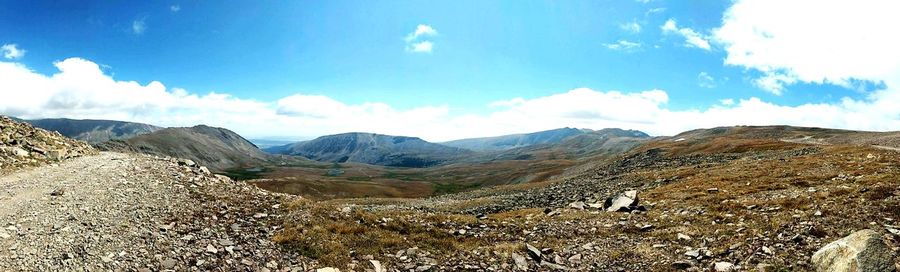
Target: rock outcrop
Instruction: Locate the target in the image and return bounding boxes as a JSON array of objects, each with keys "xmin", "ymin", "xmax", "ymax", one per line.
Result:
[
  {"xmin": 811, "ymin": 229, "xmax": 896, "ymax": 272},
  {"xmin": 0, "ymin": 116, "xmax": 96, "ymax": 173}
]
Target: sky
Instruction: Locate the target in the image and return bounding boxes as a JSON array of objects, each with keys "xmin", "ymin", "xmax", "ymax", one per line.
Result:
[{"xmin": 1, "ymin": 0, "xmax": 900, "ymax": 142}]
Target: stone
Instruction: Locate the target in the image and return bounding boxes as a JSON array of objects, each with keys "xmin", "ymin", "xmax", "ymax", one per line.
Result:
[
  {"xmin": 370, "ymin": 260, "xmax": 384, "ymax": 272},
  {"xmin": 604, "ymin": 190, "xmax": 639, "ymax": 212},
  {"xmin": 11, "ymin": 147, "xmax": 29, "ymax": 157},
  {"xmin": 568, "ymin": 201, "xmax": 585, "ymax": 210},
  {"xmin": 206, "ymin": 244, "xmax": 218, "ymax": 254},
  {"xmin": 316, "ymin": 268, "xmax": 340, "ymax": 272},
  {"xmin": 677, "ymin": 233, "xmax": 692, "ymax": 241},
  {"xmin": 525, "ymin": 243, "xmax": 542, "ymax": 262},
  {"xmin": 714, "ymin": 262, "xmax": 735, "ymax": 271},
  {"xmin": 811, "ymin": 229, "xmax": 895, "ymax": 272},
  {"xmin": 512, "ymin": 253, "xmax": 528, "ymax": 270},
  {"xmin": 161, "ymin": 258, "xmax": 177, "ymax": 269},
  {"xmin": 50, "ymin": 188, "xmax": 65, "ymax": 196},
  {"xmin": 198, "ymin": 166, "xmax": 211, "ymax": 175}
]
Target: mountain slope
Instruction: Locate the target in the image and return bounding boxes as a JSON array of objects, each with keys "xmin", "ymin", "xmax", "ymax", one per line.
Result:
[
  {"xmin": 265, "ymin": 132, "xmax": 472, "ymax": 167},
  {"xmin": 0, "ymin": 116, "xmax": 97, "ymax": 173},
  {"xmin": 24, "ymin": 118, "xmax": 162, "ymax": 144},
  {"xmin": 442, "ymin": 128, "xmax": 584, "ymax": 151},
  {"xmin": 97, "ymin": 125, "xmax": 269, "ymax": 171}
]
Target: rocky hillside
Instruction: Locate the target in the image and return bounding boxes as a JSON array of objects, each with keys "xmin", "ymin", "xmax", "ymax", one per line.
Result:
[
  {"xmin": 0, "ymin": 116, "xmax": 96, "ymax": 174},
  {"xmin": 266, "ymin": 132, "xmax": 472, "ymax": 168},
  {"xmin": 277, "ymin": 125, "xmax": 900, "ymax": 271},
  {"xmin": 97, "ymin": 125, "xmax": 270, "ymax": 171},
  {"xmin": 24, "ymin": 118, "xmax": 162, "ymax": 144}
]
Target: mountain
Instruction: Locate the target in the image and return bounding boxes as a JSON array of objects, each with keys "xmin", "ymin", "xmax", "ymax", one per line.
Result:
[
  {"xmin": 24, "ymin": 118, "xmax": 162, "ymax": 144},
  {"xmin": 475, "ymin": 128, "xmax": 652, "ymax": 161},
  {"xmin": 250, "ymin": 138, "xmax": 301, "ymax": 149},
  {"xmin": 265, "ymin": 132, "xmax": 472, "ymax": 167},
  {"xmin": 442, "ymin": 127, "xmax": 649, "ymax": 152},
  {"xmin": 97, "ymin": 125, "xmax": 269, "ymax": 171}
]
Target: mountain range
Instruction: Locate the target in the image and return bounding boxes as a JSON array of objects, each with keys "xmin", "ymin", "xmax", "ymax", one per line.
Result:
[
  {"xmin": 265, "ymin": 132, "xmax": 474, "ymax": 167},
  {"xmin": 23, "ymin": 118, "xmax": 162, "ymax": 144}
]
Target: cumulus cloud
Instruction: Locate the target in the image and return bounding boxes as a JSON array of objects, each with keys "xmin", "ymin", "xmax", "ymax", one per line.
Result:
[
  {"xmin": 661, "ymin": 19, "xmax": 711, "ymax": 50},
  {"xmin": 714, "ymin": 0, "xmax": 900, "ymax": 95},
  {"xmin": 132, "ymin": 18, "xmax": 146, "ymax": 34},
  {"xmin": 1, "ymin": 44, "xmax": 25, "ymax": 59},
  {"xmin": 405, "ymin": 24, "xmax": 437, "ymax": 53},
  {"xmin": 603, "ymin": 40, "xmax": 641, "ymax": 51}
]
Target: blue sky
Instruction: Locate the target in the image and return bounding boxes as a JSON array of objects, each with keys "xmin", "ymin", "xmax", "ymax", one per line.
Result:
[{"xmin": 1, "ymin": 1, "xmax": 898, "ymax": 141}]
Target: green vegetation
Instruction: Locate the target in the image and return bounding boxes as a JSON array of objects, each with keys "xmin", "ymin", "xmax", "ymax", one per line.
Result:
[
  {"xmin": 222, "ymin": 167, "xmax": 270, "ymax": 180},
  {"xmin": 432, "ymin": 182, "xmax": 482, "ymax": 195}
]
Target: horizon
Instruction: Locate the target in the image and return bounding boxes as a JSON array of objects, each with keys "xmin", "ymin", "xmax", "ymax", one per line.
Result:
[{"xmin": 3, "ymin": 1, "xmax": 900, "ymax": 142}]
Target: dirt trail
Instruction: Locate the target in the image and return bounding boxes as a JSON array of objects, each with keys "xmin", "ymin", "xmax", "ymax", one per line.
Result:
[{"xmin": 0, "ymin": 152, "xmax": 307, "ymax": 271}]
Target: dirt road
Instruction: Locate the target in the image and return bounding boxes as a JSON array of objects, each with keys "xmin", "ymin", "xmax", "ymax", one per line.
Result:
[{"xmin": 0, "ymin": 152, "xmax": 306, "ymax": 271}]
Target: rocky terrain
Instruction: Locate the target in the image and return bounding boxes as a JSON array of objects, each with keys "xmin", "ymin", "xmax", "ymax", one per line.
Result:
[
  {"xmin": 23, "ymin": 118, "xmax": 162, "ymax": 144},
  {"xmin": 0, "ymin": 152, "xmax": 316, "ymax": 271},
  {"xmin": 2, "ymin": 116, "xmax": 898, "ymax": 271},
  {"xmin": 97, "ymin": 125, "xmax": 271, "ymax": 171},
  {"xmin": 266, "ymin": 132, "xmax": 473, "ymax": 168},
  {"xmin": 281, "ymin": 127, "xmax": 900, "ymax": 271},
  {"xmin": 0, "ymin": 116, "xmax": 96, "ymax": 174}
]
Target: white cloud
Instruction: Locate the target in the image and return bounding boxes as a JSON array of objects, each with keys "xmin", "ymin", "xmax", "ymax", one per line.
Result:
[
  {"xmin": 603, "ymin": 40, "xmax": 642, "ymax": 51},
  {"xmin": 170, "ymin": 5, "xmax": 180, "ymax": 12},
  {"xmin": 405, "ymin": 24, "xmax": 437, "ymax": 53},
  {"xmin": 1, "ymin": 44, "xmax": 25, "ymax": 59},
  {"xmin": 646, "ymin": 8, "xmax": 666, "ymax": 16},
  {"xmin": 698, "ymin": 72, "xmax": 716, "ymax": 88},
  {"xmin": 620, "ymin": 21, "xmax": 641, "ymax": 33},
  {"xmin": 661, "ymin": 19, "xmax": 711, "ymax": 50},
  {"xmin": 714, "ymin": 0, "xmax": 900, "ymax": 94},
  {"xmin": 408, "ymin": 41, "xmax": 434, "ymax": 53},
  {"xmin": 405, "ymin": 24, "xmax": 438, "ymax": 42},
  {"xmin": 720, "ymin": 99, "xmax": 734, "ymax": 106},
  {"xmin": 132, "ymin": 18, "xmax": 146, "ymax": 34}
]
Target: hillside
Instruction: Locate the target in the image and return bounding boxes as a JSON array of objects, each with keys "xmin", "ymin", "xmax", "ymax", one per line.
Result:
[
  {"xmin": 265, "ymin": 132, "xmax": 472, "ymax": 167},
  {"xmin": 0, "ymin": 116, "xmax": 96, "ymax": 174},
  {"xmin": 283, "ymin": 125, "xmax": 900, "ymax": 270},
  {"xmin": 442, "ymin": 127, "xmax": 586, "ymax": 151},
  {"xmin": 443, "ymin": 127, "xmax": 648, "ymax": 152},
  {"xmin": 97, "ymin": 125, "xmax": 270, "ymax": 171},
  {"xmin": 24, "ymin": 118, "xmax": 162, "ymax": 144}
]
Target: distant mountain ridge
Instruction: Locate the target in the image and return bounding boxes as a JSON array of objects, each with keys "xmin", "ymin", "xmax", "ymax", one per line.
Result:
[
  {"xmin": 442, "ymin": 127, "xmax": 649, "ymax": 152},
  {"xmin": 97, "ymin": 125, "xmax": 270, "ymax": 171},
  {"xmin": 265, "ymin": 132, "xmax": 472, "ymax": 167},
  {"xmin": 24, "ymin": 118, "xmax": 162, "ymax": 144}
]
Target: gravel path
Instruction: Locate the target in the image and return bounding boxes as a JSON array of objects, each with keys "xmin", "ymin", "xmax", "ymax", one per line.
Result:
[{"xmin": 0, "ymin": 152, "xmax": 308, "ymax": 271}]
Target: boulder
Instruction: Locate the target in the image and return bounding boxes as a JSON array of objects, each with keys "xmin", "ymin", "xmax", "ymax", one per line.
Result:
[
  {"xmin": 811, "ymin": 229, "xmax": 895, "ymax": 272},
  {"xmin": 604, "ymin": 190, "xmax": 639, "ymax": 212}
]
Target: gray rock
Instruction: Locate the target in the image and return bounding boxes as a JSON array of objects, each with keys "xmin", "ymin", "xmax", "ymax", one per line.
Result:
[
  {"xmin": 525, "ymin": 243, "xmax": 542, "ymax": 262},
  {"xmin": 604, "ymin": 190, "xmax": 639, "ymax": 212},
  {"xmin": 811, "ymin": 229, "xmax": 895, "ymax": 272},
  {"xmin": 512, "ymin": 253, "xmax": 528, "ymax": 270},
  {"xmin": 714, "ymin": 262, "xmax": 735, "ymax": 271}
]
